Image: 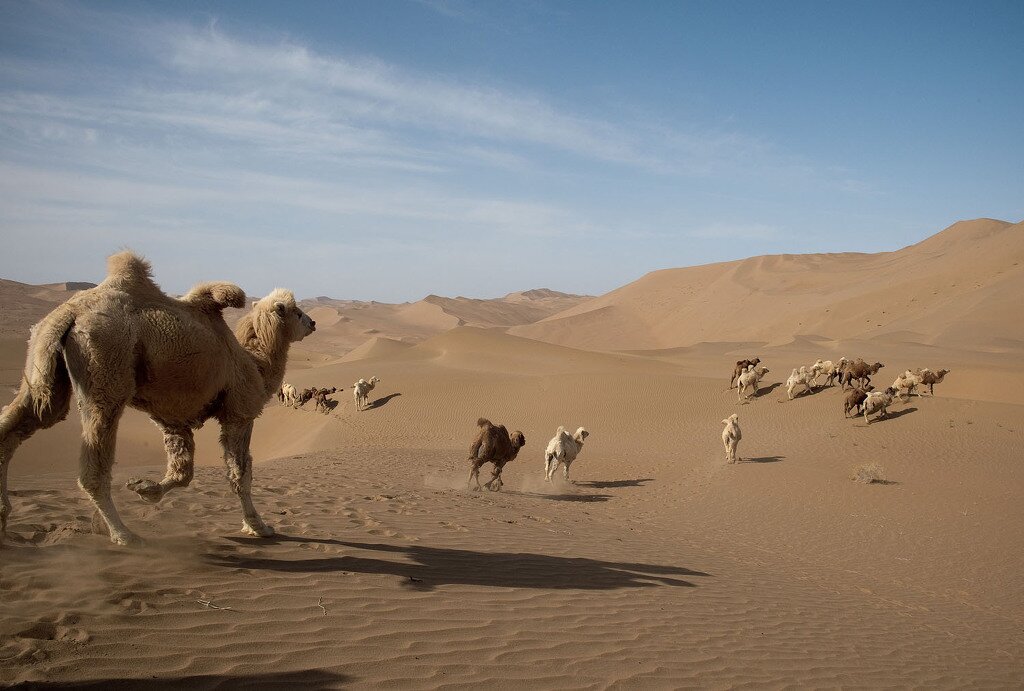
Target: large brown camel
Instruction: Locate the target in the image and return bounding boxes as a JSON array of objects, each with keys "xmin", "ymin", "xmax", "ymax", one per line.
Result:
[
  {"xmin": 0, "ymin": 252, "xmax": 315, "ymax": 545},
  {"xmin": 467, "ymin": 418, "xmax": 526, "ymax": 491}
]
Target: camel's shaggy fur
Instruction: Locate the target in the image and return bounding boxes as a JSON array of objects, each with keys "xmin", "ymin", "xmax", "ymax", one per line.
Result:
[
  {"xmin": 295, "ymin": 387, "xmax": 317, "ymax": 408},
  {"xmin": 0, "ymin": 251, "xmax": 315, "ymax": 545},
  {"xmin": 862, "ymin": 387, "xmax": 897, "ymax": 424},
  {"xmin": 730, "ymin": 357, "xmax": 760, "ymax": 389},
  {"xmin": 786, "ymin": 366, "xmax": 815, "ymax": 400},
  {"xmin": 892, "ymin": 370, "xmax": 924, "ymax": 398},
  {"xmin": 280, "ymin": 383, "xmax": 298, "ymax": 406},
  {"xmin": 843, "ymin": 385, "xmax": 875, "ymax": 418},
  {"xmin": 353, "ymin": 376, "xmax": 380, "ymax": 410},
  {"xmin": 467, "ymin": 418, "xmax": 525, "ymax": 491},
  {"xmin": 736, "ymin": 365, "xmax": 770, "ymax": 402},
  {"xmin": 721, "ymin": 413, "xmax": 741, "ymax": 464},
  {"xmin": 544, "ymin": 426, "xmax": 589, "ymax": 482},
  {"xmin": 313, "ymin": 387, "xmax": 338, "ymax": 413},
  {"xmin": 840, "ymin": 359, "xmax": 884, "ymax": 390},
  {"xmin": 914, "ymin": 368, "xmax": 950, "ymax": 395},
  {"xmin": 810, "ymin": 358, "xmax": 846, "ymax": 387}
]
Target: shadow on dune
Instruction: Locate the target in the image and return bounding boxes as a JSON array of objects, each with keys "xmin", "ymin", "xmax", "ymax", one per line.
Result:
[
  {"xmin": 504, "ymin": 489, "xmax": 612, "ymax": 502},
  {"xmin": 785, "ymin": 384, "xmax": 832, "ymax": 401},
  {"xmin": 209, "ymin": 538, "xmax": 710, "ymax": 591},
  {"xmin": 743, "ymin": 456, "xmax": 784, "ymax": 463},
  {"xmin": 753, "ymin": 382, "xmax": 782, "ymax": 397},
  {"xmin": 365, "ymin": 392, "xmax": 401, "ymax": 410},
  {"xmin": 575, "ymin": 478, "xmax": 654, "ymax": 489},
  {"xmin": 12, "ymin": 669, "xmax": 352, "ymax": 690},
  {"xmin": 874, "ymin": 406, "xmax": 918, "ymax": 422}
]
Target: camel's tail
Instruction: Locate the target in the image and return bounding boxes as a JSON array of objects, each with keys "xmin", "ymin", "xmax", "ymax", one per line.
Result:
[{"xmin": 22, "ymin": 303, "xmax": 77, "ymax": 420}]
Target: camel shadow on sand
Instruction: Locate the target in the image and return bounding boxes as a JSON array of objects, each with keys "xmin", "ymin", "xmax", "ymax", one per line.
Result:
[
  {"xmin": 17, "ymin": 670, "xmax": 353, "ymax": 690},
  {"xmin": 860, "ymin": 406, "xmax": 918, "ymax": 425},
  {"xmin": 575, "ymin": 478, "xmax": 654, "ymax": 489},
  {"xmin": 365, "ymin": 393, "xmax": 401, "ymax": 410},
  {"xmin": 211, "ymin": 537, "xmax": 710, "ymax": 591},
  {"xmin": 742, "ymin": 456, "xmax": 785, "ymax": 463},
  {"xmin": 504, "ymin": 489, "xmax": 612, "ymax": 503},
  {"xmin": 753, "ymin": 382, "xmax": 783, "ymax": 398}
]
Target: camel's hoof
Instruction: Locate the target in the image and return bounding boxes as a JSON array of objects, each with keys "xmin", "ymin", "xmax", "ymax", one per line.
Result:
[
  {"xmin": 242, "ymin": 522, "xmax": 275, "ymax": 538},
  {"xmin": 125, "ymin": 478, "xmax": 164, "ymax": 504},
  {"xmin": 110, "ymin": 531, "xmax": 145, "ymax": 547}
]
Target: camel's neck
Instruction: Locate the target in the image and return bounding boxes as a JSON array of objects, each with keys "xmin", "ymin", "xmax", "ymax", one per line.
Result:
[{"xmin": 246, "ymin": 340, "xmax": 291, "ymax": 398}]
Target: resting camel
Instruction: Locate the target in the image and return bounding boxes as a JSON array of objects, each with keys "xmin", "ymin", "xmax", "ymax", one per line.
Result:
[
  {"xmin": 0, "ymin": 251, "xmax": 315, "ymax": 545},
  {"xmin": 468, "ymin": 418, "xmax": 526, "ymax": 491}
]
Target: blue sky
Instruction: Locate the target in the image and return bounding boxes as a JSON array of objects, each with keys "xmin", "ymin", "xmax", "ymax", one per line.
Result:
[{"xmin": 1, "ymin": 0, "xmax": 1021, "ymax": 301}]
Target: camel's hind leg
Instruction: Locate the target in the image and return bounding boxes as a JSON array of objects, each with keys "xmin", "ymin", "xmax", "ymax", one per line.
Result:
[
  {"xmin": 484, "ymin": 462, "xmax": 505, "ymax": 491},
  {"xmin": 1, "ymin": 382, "xmax": 72, "ymax": 539},
  {"xmin": 77, "ymin": 401, "xmax": 140, "ymax": 545},
  {"xmin": 468, "ymin": 460, "xmax": 483, "ymax": 491},
  {"xmin": 126, "ymin": 424, "xmax": 194, "ymax": 504},
  {"xmin": 221, "ymin": 421, "xmax": 273, "ymax": 537}
]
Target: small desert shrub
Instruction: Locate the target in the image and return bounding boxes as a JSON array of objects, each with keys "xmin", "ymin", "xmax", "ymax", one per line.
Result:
[{"xmin": 851, "ymin": 462, "xmax": 886, "ymax": 484}]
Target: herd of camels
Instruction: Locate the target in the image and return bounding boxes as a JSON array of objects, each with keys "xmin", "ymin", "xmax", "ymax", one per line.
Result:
[{"xmin": 0, "ymin": 252, "xmax": 939, "ymax": 546}]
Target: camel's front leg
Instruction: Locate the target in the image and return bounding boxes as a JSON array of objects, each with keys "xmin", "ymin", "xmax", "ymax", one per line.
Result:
[
  {"xmin": 221, "ymin": 421, "xmax": 274, "ymax": 537},
  {"xmin": 78, "ymin": 403, "xmax": 141, "ymax": 546},
  {"xmin": 127, "ymin": 424, "xmax": 195, "ymax": 503}
]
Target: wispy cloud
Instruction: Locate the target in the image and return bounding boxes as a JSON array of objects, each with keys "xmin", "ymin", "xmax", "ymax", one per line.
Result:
[{"xmin": 0, "ymin": 4, "xmax": 878, "ymax": 299}]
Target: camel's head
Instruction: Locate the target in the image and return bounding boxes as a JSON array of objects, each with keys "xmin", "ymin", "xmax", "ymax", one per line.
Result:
[
  {"xmin": 757, "ymin": 365, "xmax": 770, "ymax": 376},
  {"xmin": 872, "ymin": 362, "xmax": 884, "ymax": 372},
  {"xmin": 937, "ymin": 368, "xmax": 950, "ymax": 378},
  {"xmin": 751, "ymin": 357, "xmax": 760, "ymax": 366},
  {"xmin": 574, "ymin": 427, "xmax": 589, "ymax": 444},
  {"xmin": 254, "ymin": 289, "xmax": 315, "ymax": 342},
  {"xmin": 722, "ymin": 413, "xmax": 739, "ymax": 426},
  {"xmin": 510, "ymin": 431, "xmax": 526, "ymax": 451},
  {"xmin": 370, "ymin": 376, "xmax": 381, "ymax": 385}
]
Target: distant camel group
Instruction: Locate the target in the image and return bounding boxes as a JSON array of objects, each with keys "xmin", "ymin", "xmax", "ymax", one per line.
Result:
[
  {"xmin": 279, "ymin": 384, "xmax": 339, "ymax": 413},
  {"xmin": 722, "ymin": 354, "xmax": 951, "ymax": 463}
]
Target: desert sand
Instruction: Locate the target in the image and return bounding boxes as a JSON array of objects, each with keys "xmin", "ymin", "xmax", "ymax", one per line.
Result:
[{"xmin": 1, "ymin": 218, "xmax": 1023, "ymax": 688}]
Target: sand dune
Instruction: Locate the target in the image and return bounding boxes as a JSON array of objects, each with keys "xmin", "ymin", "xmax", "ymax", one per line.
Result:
[
  {"xmin": 512, "ymin": 218, "xmax": 1024, "ymax": 351},
  {"xmin": 2, "ymin": 220, "xmax": 1024, "ymax": 686},
  {"xmin": 297, "ymin": 289, "xmax": 591, "ymax": 358}
]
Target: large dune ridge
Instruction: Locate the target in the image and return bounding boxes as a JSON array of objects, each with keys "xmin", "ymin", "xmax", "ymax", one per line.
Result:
[
  {"xmin": 512, "ymin": 218, "xmax": 1024, "ymax": 351},
  {"xmin": 2, "ymin": 219, "xmax": 1024, "ymax": 687}
]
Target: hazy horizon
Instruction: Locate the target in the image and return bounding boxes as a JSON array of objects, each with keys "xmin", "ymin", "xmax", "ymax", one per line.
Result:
[{"xmin": 1, "ymin": 0, "xmax": 1022, "ymax": 301}]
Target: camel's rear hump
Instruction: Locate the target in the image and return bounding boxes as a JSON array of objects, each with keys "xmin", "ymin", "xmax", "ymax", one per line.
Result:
[{"xmin": 103, "ymin": 251, "xmax": 161, "ymax": 295}]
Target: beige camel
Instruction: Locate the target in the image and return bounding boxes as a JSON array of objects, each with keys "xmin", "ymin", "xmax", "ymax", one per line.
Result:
[{"xmin": 0, "ymin": 251, "xmax": 315, "ymax": 545}]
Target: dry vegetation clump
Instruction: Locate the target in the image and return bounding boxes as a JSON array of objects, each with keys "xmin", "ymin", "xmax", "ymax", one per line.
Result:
[{"xmin": 851, "ymin": 462, "xmax": 887, "ymax": 484}]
